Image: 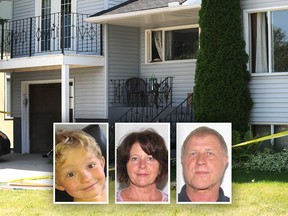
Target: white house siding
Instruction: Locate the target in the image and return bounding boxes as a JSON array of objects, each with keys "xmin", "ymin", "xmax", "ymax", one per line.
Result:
[
  {"xmin": 11, "ymin": 67, "xmax": 106, "ymax": 119},
  {"xmin": 77, "ymin": 0, "xmax": 127, "ymax": 15},
  {"xmin": 139, "ymin": 28, "xmax": 196, "ymax": 105},
  {"xmin": 12, "ymin": 0, "xmax": 35, "ymax": 20},
  {"xmin": 249, "ymin": 75, "xmax": 288, "ymax": 124},
  {"xmin": 240, "ymin": 0, "xmax": 288, "ymax": 10},
  {"xmin": 77, "ymin": 0, "xmax": 105, "ymax": 15},
  {"xmin": 73, "ymin": 67, "xmax": 106, "ymax": 119},
  {"xmin": 107, "ymin": 25, "xmax": 140, "ymax": 105},
  {"xmin": 107, "ymin": 0, "xmax": 127, "ymax": 9},
  {"xmin": 241, "ymin": 0, "xmax": 288, "ymax": 125}
]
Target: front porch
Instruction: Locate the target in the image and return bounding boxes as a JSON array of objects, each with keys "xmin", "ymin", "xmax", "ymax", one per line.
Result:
[{"xmin": 109, "ymin": 76, "xmax": 194, "ymax": 148}]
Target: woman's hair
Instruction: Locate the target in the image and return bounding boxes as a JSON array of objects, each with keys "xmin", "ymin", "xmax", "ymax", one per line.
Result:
[
  {"xmin": 117, "ymin": 128, "xmax": 168, "ymax": 183},
  {"xmin": 55, "ymin": 129, "xmax": 102, "ymax": 168}
]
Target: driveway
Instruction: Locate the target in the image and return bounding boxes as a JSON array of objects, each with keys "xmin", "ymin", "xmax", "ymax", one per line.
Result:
[{"xmin": 0, "ymin": 153, "xmax": 53, "ymax": 189}]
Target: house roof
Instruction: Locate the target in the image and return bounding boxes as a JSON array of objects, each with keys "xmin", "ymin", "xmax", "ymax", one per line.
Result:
[
  {"xmin": 91, "ymin": 0, "xmax": 187, "ymax": 17},
  {"xmin": 86, "ymin": 0, "xmax": 201, "ymax": 28}
]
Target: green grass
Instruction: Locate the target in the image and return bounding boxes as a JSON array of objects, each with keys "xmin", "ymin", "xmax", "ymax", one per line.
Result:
[
  {"xmin": 0, "ymin": 169, "xmax": 287, "ymax": 215},
  {"xmin": 232, "ymin": 169, "xmax": 288, "ymax": 183}
]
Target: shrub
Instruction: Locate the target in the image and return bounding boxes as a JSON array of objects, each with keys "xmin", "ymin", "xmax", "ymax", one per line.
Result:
[
  {"xmin": 232, "ymin": 130, "xmax": 263, "ymax": 163},
  {"xmin": 193, "ymin": 0, "xmax": 253, "ymax": 133},
  {"xmin": 233, "ymin": 148, "xmax": 288, "ymax": 172}
]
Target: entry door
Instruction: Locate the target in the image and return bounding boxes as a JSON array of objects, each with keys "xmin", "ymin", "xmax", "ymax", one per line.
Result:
[{"xmin": 29, "ymin": 83, "xmax": 61, "ymax": 153}]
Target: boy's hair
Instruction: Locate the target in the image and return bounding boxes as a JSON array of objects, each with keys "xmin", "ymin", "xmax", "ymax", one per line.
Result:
[
  {"xmin": 117, "ymin": 129, "xmax": 168, "ymax": 183},
  {"xmin": 181, "ymin": 126, "xmax": 228, "ymax": 157},
  {"xmin": 55, "ymin": 129, "xmax": 102, "ymax": 168}
]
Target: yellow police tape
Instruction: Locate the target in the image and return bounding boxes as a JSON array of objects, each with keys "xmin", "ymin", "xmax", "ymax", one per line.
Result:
[
  {"xmin": 232, "ymin": 130, "xmax": 288, "ymax": 148},
  {"xmin": 0, "ymin": 111, "xmax": 10, "ymax": 114},
  {"xmin": 9, "ymin": 175, "xmax": 53, "ymax": 183},
  {"xmin": 3, "ymin": 131, "xmax": 287, "ymax": 182}
]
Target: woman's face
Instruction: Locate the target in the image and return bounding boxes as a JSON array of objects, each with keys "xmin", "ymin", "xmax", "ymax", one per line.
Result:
[{"xmin": 126, "ymin": 142, "xmax": 160, "ymax": 188}]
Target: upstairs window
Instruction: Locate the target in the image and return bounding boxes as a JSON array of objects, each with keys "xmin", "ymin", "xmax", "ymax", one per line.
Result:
[
  {"xmin": 146, "ymin": 26, "xmax": 199, "ymax": 63},
  {"xmin": 249, "ymin": 10, "xmax": 288, "ymax": 73}
]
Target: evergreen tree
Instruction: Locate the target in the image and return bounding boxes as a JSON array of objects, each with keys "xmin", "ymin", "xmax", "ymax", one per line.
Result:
[{"xmin": 193, "ymin": 0, "xmax": 253, "ymax": 133}]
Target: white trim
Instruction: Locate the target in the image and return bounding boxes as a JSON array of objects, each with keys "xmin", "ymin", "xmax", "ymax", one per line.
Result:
[
  {"xmin": 147, "ymin": 24, "xmax": 199, "ymax": 32},
  {"xmin": 61, "ymin": 64, "xmax": 70, "ymax": 122},
  {"xmin": 271, "ymin": 124, "xmax": 275, "ymax": 146},
  {"xmin": 243, "ymin": 7, "xmax": 288, "ymax": 74},
  {"xmin": 243, "ymin": 10, "xmax": 250, "ymax": 72},
  {"xmin": 35, "ymin": 0, "xmax": 41, "ymax": 17},
  {"xmin": 243, "ymin": 5, "xmax": 288, "ymax": 13},
  {"xmin": 0, "ymin": 54, "xmax": 104, "ymax": 72},
  {"xmin": 251, "ymin": 71, "xmax": 288, "ymax": 77},
  {"xmin": 85, "ymin": 5, "xmax": 200, "ymax": 23},
  {"xmin": 145, "ymin": 24, "xmax": 199, "ymax": 64},
  {"xmin": 21, "ymin": 82, "xmax": 29, "ymax": 153},
  {"xmin": 104, "ymin": 24, "xmax": 108, "ymax": 119},
  {"xmin": 267, "ymin": 11, "xmax": 272, "ymax": 73},
  {"xmin": 21, "ymin": 79, "xmax": 74, "ymax": 153},
  {"xmin": 4, "ymin": 73, "xmax": 12, "ymax": 120}
]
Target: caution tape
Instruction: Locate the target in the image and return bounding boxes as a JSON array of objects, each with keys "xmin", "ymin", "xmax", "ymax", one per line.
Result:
[
  {"xmin": 9, "ymin": 175, "xmax": 53, "ymax": 183},
  {"xmin": 0, "ymin": 111, "xmax": 10, "ymax": 114},
  {"xmin": 232, "ymin": 130, "xmax": 288, "ymax": 148}
]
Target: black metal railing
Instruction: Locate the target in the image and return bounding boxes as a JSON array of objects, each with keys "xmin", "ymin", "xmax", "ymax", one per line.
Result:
[
  {"xmin": 0, "ymin": 12, "xmax": 102, "ymax": 59},
  {"xmin": 159, "ymin": 94, "xmax": 194, "ymax": 147},
  {"xmin": 109, "ymin": 76, "xmax": 174, "ymax": 107}
]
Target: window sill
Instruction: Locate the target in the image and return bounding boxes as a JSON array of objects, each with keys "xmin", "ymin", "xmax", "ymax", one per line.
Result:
[
  {"xmin": 251, "ymin": 72, "xmax": 288, "ymax": 77},
  {"xmin": 145, "ymin": 59, "xmax": 196, "ymax": 65}
]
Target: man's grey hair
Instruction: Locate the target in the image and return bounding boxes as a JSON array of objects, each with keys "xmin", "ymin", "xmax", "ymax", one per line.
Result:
[{"xmin": 181, "ymin": 126, "xmax": 228, "ymax": 157}]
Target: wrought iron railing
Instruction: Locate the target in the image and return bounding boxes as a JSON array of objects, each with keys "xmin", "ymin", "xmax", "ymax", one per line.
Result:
[
  {"xmin": 109, "ymin": 76, "xmax": 174, "ymax": 107},
  {"xmin": 0, "ymin": 12, "xmax": 102, "ymax": 59},
  {"xmin": 159, "ymin": 94, "xmax": 194, "ymax": 147},
  {"xmin": 109, "ymin": 94, "xmax": 194, "ymax": 149}
]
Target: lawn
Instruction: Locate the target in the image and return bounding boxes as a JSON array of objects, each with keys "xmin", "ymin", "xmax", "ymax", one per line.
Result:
[{"xmin": 0, "ymin": 169, "xmax": 287, "ymax": 216}]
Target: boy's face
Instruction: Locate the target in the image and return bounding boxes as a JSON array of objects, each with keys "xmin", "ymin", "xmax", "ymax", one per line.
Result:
[{"xmin": 56, "ymin": 147, "xmax": 106, "ymax": 202}]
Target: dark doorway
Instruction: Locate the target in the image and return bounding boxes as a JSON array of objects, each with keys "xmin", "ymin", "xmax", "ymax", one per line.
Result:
[{"xmin": 29, "ymin": 83, "xmax": 61, "ymax": 153}]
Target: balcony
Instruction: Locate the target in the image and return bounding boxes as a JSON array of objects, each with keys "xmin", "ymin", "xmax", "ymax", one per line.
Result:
[{"xmin": 0, "ymin": 12, "xmax": 103, "ymax": 59}]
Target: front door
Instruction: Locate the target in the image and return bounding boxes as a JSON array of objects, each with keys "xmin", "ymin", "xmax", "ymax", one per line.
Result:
[{"xmin": 29, "ymin": 83, "xmax": 61, "ymax": 153}]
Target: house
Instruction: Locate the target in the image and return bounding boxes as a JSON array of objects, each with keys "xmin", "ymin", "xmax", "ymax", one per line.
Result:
[
  {"xmin": 87, "ymin": 0, "xmax": 288, "ymax": 148},
  {"xmin": 0, "ymin": 0, "xmax": 13, "ymax": 149},
  {"xmin": 0, "ymin": 0, "xmax": 127, "ymax": 154},
  {"xmin": 0, "ymin": 0, "xmax": 287, "ymax": 154}
]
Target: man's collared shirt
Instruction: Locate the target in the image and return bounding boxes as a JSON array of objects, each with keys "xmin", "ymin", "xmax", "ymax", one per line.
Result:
[{"xmin": 178, "ymin": 184, "xmax": 230, "ymax": 202}]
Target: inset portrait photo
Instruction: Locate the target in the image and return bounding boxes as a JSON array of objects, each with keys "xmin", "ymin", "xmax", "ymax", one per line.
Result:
[
  {"xmin": 53, "ymin": 123, "xmax": 109, "ymax": 204},
  {"xmin": 115, "ymin": 123, "xmax": 170, "ymax": 204},
  {"xmin": 176, "ymin": 123, "xmax": 232, "ymax": 204}
]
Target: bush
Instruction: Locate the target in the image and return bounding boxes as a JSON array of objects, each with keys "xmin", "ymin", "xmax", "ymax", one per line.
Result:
[
  {"xmin": 233, "ymin": 148, "xmax": 288, "ymax": 172},
  {"xmin": 232, "ymin": 130, "xmax": 264, "ymax": 163},
  {"xmin": 193, "ymin": 0, "xmax": 253, "ymax": 133}
]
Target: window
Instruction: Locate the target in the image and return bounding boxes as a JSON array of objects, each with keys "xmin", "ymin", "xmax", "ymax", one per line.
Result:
[
  {"xmin": 274, "ymin": 125, "xmax": 288, "ymax": 150},
  {"xmin": 146, "ymin": 26, "xmax": 199, "ymax": 63},
  {"xmin": 41, "ymin": 0, "xmax": 51, "ymax": 51},
  {"xmin": 251, "ymin": 124, "xmax": 288, "ymax": 150},
  {"xmin": 249, "ymin": 10, "xmax": 288, "ymax": 73},
  {"xmin": 61, "ymin": 0, "xmax": 72, "ymax": 49}
]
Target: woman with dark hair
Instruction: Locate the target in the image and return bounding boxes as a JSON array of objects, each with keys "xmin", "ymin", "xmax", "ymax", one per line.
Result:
[{"xmin": 116, "ymin": 129, "xmax": 168, "ymax": 202}]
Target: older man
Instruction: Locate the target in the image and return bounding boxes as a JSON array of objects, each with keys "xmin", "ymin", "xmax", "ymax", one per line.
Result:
[{"xmin": 178, "ymin": 126, "xmax": 230, "ymax": 202}]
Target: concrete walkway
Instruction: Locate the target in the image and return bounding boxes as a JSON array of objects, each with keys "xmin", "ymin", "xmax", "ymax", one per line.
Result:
[{"xmin": 0, "ymin": 153, "xmax": 53, "ymax": 190}]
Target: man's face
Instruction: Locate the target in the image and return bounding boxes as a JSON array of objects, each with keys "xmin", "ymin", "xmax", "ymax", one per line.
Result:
[
  {"xmin": 181, "ymin": 134, "xmax": 228, "ymax": 192},
  {"xmin": 56, "ymin": 148, "xmax": 106, "ymax": 202}
]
